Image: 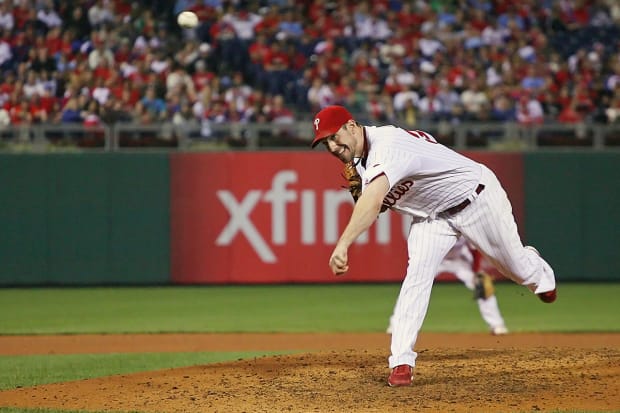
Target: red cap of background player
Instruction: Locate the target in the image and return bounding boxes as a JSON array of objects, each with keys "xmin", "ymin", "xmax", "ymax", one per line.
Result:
[{"xmin": 311, "ymin": 105, "xmax": 353, "ymax": 148}]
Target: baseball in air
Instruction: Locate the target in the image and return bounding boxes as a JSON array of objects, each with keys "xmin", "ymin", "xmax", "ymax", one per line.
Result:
[{"xmin": 177, "ymin": 11, "xmax": 199, "ymax": 28}]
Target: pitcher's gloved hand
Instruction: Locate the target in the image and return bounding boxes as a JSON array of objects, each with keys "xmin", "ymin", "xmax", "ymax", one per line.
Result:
[
  {"xmin": 474, "ymin": 272, "xmax": 495, "ymax": 300},
  {"xmin": 342, "ymin": 161, "xmax": 389, "ymax": 213},
  {"xmin": 342, "ymin": 161, "xmax": 362, "ymax": 202}
]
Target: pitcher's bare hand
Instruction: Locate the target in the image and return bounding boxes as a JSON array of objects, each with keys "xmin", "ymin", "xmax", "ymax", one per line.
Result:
[{"xmin": 329, "ymin": 244, "xmax": 349, "ymax": 276}]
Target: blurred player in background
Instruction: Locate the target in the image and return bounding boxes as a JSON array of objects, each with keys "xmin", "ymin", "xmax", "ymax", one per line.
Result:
[{"xmin": 387, "ymin": 237, "xmax": 508, "ymax": 336}]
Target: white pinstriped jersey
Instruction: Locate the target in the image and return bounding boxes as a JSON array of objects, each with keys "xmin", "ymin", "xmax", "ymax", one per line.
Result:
[
  {"xmin": 356, "ymin": 125, "xmax": 482, "ymax": 218},
  {"xmin": 349, "ymin": 127, "xmax": 556, "ymax": 372}
]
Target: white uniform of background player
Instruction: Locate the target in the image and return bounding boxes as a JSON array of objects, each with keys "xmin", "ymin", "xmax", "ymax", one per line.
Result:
[
  {"xmin": 387, "ymin": 237, "xmax": 509, "ymax": 336},
  {"xmin": 311, "ymin": 105, "xmax": 557, "ymax": 387}
]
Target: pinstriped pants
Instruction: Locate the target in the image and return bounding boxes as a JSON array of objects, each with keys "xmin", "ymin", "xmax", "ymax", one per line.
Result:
[{"xmin": 389, "ymin": 165, "xmax": 556, "ymax": 368}]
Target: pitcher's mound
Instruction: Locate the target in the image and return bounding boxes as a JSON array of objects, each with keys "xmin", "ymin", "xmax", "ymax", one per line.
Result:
[{"xmin": 1, "ymin": 345, "xmax": 618, "ymax": 413}]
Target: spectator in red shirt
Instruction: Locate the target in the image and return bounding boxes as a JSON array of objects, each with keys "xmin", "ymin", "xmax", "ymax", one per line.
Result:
[
  {"xmin": 248, "ymin": 33, "xmax": 270, "ymax": 65},
  {"xmin": 93, "ymin": 56, "xmax": 114, "ymax": 81},
  {"xmin": 396, "ymin": 1, "xmax": 426, "ymax": 27},
  {"xmin": 28, "ymin": 93, "xmax": 50, "ymax": 123},
  {"xmin": 353, "ymin": 53, "xmax": 379, "ymax": 86},
  {"xmin": 469, "ymin": 8, "xmax": 489, "ymax": 32},
  {"xmin": 12, "ymin": 0, "xmax": 31, "ymax": 31},
  {"xmin": 263, "ymin": 38, "xmax": 289, "ymax": 70},
  {"xmin": 11, "ymin": 99, "xmax": 33, "ymax": 127},
  {"xmin": 284, "ymin": 41, "xmax": 307, "ymax": 72},
  {"xmin": 254, "ymin": 5, "xmax": 280, "ymax": 38},
  {"xmin": 557, "ymin": 95, "xmax": 585, "ymax": 124},
  {"xmin": 332, "ymin": 73, "xmax": 356, "ymax": 108},
  {"xmin": 561, "ymin": 0, "xmax": 591, "ymax": 29},
  {"xmin": 39, "ymin": 85, "xmax": 58, "ymax": 112},
  {"xmin": 191, "ymin": 60, "xmax": 215, "ymax": 93},
  {"xmin": 114, "ymin": 38, "xmax": 133, "ymax": 64},
  {"xmin": 0, "ymin": 71, "xmax": 16, "ymax": 99},
  {"xmin": 44, "ymin": 27, "xmax": 64, "ymax": 56},
  {"xmin": 573, "ymin": 81, "xmax": 595, "ymax": 114}
]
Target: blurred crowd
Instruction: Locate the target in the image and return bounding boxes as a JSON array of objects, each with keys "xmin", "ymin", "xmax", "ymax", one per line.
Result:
[{"xmin": 1, "ymin": 0, "xmax": 620, "ymax": 144}]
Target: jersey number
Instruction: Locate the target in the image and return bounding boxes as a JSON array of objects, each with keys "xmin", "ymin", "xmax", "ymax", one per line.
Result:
[{"xmin": 406, "ymin": 130, "xmax": 438, "ymax": 144}]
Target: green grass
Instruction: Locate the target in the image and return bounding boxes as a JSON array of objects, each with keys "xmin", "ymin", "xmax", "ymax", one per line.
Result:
[
  {"xmin": 0, "ymin": 283, "xmax": 618, "ymax": 334},
  {"xmin": 0, "ymin": 351, "xmax": 278, "ymax": 391},
  {"xmin": 0, "ymin": 284, "xmax": 399, "ymax": 334},
  {"xmin": 430, "ymin": 282, "xmax": 620, "ymax": 333}
]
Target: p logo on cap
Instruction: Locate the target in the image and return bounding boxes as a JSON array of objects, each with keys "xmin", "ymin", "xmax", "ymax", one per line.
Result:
[{"xmin": 311, "ymin": 105, "xmax": 353, "ymax": 148}]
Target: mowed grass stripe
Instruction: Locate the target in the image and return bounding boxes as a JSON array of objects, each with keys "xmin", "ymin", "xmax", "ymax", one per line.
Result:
[{"xmin": 0, "ymin": 283, "xmax": 618, "ymax": 334}]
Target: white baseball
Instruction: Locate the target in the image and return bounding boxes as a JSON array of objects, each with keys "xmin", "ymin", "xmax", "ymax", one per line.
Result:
[{"xmin": 177, "ymin": 11, "xmax": 199, "ymax": 28}]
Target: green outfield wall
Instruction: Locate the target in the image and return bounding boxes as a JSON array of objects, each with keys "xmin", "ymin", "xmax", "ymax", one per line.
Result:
[
  {"xmin": 0, "ymin": 152, "xmax": 618, "ymax": 285},
  {"xmin": 0, "ymin": 154, "xmax": 170, "ymax": 285},
  {"xmin": 523, "ymin": 152, "xmax": 620, "ymax": 282}
]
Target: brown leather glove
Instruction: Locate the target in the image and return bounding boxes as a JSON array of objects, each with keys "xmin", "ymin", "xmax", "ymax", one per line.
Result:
[
  {"xmin": 342, "ymin": 161, "xmax": 362, "ymax": 202},
  {"xmin": 474, "ymin": 272, "xmax": 495, "ymax": 300},
  {"xmin": 342, "ymin": 161, "xmax": 390, "ymax": 213}
]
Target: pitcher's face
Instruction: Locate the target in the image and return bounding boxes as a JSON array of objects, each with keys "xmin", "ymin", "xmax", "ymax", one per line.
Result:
[{"xmin": 323, "ymin": 123, "xmax": 358, "ymax": 163}]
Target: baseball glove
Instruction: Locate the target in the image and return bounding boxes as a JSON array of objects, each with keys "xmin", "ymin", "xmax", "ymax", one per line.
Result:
[
  {"xmin": 342, "ymin": 161, "xmax": 362, "ymax": 202},
  {"xmin": 473, "ymin": 272, "xmax": 495, "ymax": 300}
]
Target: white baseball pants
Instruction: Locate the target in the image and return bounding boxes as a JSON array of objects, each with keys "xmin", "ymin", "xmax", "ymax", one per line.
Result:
[{"xmin": 389, "ymin": 165, "xmax": 556, "ymax": 368}]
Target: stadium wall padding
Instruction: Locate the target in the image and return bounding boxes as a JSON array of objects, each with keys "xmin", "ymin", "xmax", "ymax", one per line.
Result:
[
  {"xmin": 0, "ymin": 154, "xmax": 170, "ymax": 285},
  {"xmin": 523, "ymin": 152, "xmax": 620, "ymax": 282},
  {"xmin": 0, "ymin": 151, "xmax": 618, "ymax": 285}
]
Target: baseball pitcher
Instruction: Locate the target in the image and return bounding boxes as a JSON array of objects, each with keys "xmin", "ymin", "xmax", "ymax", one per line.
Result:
[{"xmin": 311, "ymin": 105, "xmax": 556, "ymax": 387}]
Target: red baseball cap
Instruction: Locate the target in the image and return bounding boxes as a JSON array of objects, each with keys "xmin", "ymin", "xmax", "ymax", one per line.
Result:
[{"xmin": 311, "ymin": 105, "xmax": 353, "ymax": 148}]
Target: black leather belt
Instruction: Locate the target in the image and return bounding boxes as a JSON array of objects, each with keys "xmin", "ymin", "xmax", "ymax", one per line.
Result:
[{"xmin": 440, "ymin": 184, "xmax": 485, "ymax": 217}]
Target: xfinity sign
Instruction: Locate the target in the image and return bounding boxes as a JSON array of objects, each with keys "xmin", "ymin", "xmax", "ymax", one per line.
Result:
[{"xmin": 215, "ymin": 170, "xmax": 409, "ymax": 263}]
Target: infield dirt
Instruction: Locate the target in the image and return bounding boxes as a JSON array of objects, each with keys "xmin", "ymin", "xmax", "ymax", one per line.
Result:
[{"xmin": 0, "ymin": 332, "xmax": 618, "ymax": 412}]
